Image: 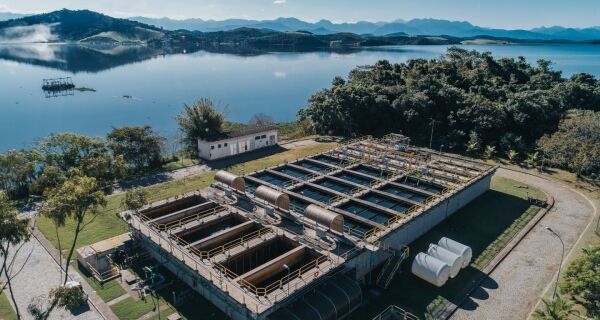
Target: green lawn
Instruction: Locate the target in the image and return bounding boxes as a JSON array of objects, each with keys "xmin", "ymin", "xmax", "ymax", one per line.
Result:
[
  {"xmin": 350, "ymin": 176, "xmax": 545, "ymax": 320},
  {"xmin": 74, "ymin": 263, "xmax": 126, "ymax": 302},
  {"xmin": 0, "ymin": 291, "xmax": 16, "ymax": 320},
  {"xmin": 111, "ymin": 297, "xmax": 158, "ymax": 320}
]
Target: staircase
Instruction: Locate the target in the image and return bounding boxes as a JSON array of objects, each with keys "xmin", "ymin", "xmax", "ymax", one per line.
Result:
[{"xmin": 376, "ymin": 247, "xmax": 409, "ymax": 289}]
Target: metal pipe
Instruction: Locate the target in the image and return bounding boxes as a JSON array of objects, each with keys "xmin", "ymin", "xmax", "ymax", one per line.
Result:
[
  {"xmin": 546, "ymin": 227, "xmax": 564, "ymax": 300},
  {"xmin": 283, "ymin": 264, "xmax": 291, "ymax": 297}
]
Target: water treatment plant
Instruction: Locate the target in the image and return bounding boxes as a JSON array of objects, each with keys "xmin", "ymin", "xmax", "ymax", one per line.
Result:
[{"xmin": 123, "ymin": 134, "xmax": 496, "ymax": 320}]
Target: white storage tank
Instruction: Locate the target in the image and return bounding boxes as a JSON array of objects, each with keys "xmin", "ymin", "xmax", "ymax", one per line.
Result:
[
  {"xmin": 411, "ymin": 252, "xmax": 450, "ymax": 287},
  {"xmin": 427, "ymin": 244, "xmax": 463, "ymax": 278},
  {"xmin": 438, "ymin": 237, "xmax": 472, "ymax": 268}
]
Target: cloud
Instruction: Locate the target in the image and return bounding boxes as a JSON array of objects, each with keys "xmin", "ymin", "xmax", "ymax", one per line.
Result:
[
  {"xmin": 273, "ymin": 0, "xmax": 286, "ymax": 4},
  {"xmin": 274, "ymin": 71, "xmax": 287, "ymax": 78},
  {"xmin": 0, "ymin": 4, "xmax": 10, "ymax": 12}
]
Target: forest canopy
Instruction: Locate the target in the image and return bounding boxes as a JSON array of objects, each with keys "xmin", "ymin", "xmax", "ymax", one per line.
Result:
[{"xmin": 300, "ymin": 47, "xmax": 600, "ymax": 159}]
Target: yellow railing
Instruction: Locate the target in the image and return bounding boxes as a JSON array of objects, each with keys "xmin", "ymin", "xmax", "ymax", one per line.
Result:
[
  {"xmin": 161, "ymin": 207, "xmax": 224, "ymax": 231},
  {"xmin": 86, "ymin": 261, "xmax": 119, "ymax": 282},
  {"xmin": 235, "ymin": 254, "xmax": 334, "ymax": 297},
  {"xmin": 193, "ymin": 227, "xmax": 274, "ymax": 259}
]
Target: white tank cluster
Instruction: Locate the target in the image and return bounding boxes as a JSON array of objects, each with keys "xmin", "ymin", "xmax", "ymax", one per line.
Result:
[{"xmin": 411, "ymin": 237, "xmax": 472, "ymax": 287}]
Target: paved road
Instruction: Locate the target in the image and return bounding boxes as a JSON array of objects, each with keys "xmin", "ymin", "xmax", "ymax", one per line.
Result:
[
  {"xmin": 452, "ymin": 168, "xmax": 595, "ymax": 320},
  {"xmin": 3, "ymin": 236, "xmax": 104, "ymax": 320}
]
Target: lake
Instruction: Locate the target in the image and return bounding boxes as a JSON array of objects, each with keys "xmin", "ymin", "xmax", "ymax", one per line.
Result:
[{"xmin": 1, "ymin": 43, "xmax": 600, "ymax": 151}]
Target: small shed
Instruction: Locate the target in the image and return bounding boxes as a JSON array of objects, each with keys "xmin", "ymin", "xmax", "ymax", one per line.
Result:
[
  {"xmin": 197, "ymin": 124, "xmax": 278, "ymax": 161},
  {"xmin": 77, "ymin": 233, "xmax": 131, "ymax": 282}
]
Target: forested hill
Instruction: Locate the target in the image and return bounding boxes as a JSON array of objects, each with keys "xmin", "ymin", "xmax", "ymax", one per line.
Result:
[
  {"xmin": 300, "ymin": 48, "xmax": 600, "ymax": 175},
  {"xmin": 0, "ymin": 9, "xmax": 458, "ymax": 48},
  {"xmin": 0, "ymin": 9, "xmax": 590, "ymax": 51}
]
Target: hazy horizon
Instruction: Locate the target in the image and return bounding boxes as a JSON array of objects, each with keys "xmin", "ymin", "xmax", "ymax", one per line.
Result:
[{"xmin": 1, "ymin": 0, "xmax": 599, "ymax": 30}]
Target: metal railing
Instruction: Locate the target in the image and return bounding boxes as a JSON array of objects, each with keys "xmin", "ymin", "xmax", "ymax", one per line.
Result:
[
  {"xmin": 229, "ymin": 254, "xmax": 334, "ymax": 297},
  {"xmin": 372, "ymin": 305, "xmax": 420, "ymax": 320},
  {"xmin": 86, "ymin": 261, "xmax": 120, "ymax": 282},
  {"xmin": 162, "ymin": 207, "xmax": 225, "ymax": 231},
  {"xmin": 197, "ymin": 227, "xmax": 274, "ymax": 259}
]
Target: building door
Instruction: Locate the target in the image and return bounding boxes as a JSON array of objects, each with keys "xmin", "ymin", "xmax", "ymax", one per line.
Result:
[
  {"xmin": 230, "ymin": 143, "xmax": 237, "ymax": 155},
  {"xmin": 270, "ymin": 135, "xmax": 276, "ymax": 145}
]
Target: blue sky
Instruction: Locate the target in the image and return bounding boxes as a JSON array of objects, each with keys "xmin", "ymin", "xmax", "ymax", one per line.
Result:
[{"xmin": 0, "ymin": 0, "xmax": 599, "ymax": 29}]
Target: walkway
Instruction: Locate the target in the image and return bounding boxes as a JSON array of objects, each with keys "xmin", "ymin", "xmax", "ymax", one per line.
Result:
[
  {"xmin": 2, "ymin": 234, "xmax": 105, "ymax": 320},
  {"xmin": 451, "ymin": 168, "xmax": 596, "ymax": 320}
]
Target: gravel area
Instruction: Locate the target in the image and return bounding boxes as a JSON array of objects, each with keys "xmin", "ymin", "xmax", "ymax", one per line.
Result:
[
  {"xmin": 2, "ymin": 237, "xmax": 104, "ymax": 320},
  {"xmin": 452, "ymin": 168, "xmax": 595, "ymax": 320}
]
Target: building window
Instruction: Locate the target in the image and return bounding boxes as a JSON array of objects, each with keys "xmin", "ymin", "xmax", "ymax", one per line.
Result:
[
  {"xmin": 261, "ymin": 134, "xmax": 266, "ymax": 139},
  {"xmin": 210, "ymin": 146, "xmax": 215, "ymax": 150},
  {"xmin": 255, "ymin": 136, "xmax": 260, "ymax": 140},
  {"xmin": 218, "ymin": 144, "xmax": 221, "ymax": 148},
  {"xmin": 224, "ymin": 143, "xmax": 228, "ymax": 147}
]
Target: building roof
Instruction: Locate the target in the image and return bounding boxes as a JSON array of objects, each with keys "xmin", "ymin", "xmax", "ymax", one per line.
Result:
[{"xmin": 201, "ymin": 124, "xmax": 277, "ymax": 142}]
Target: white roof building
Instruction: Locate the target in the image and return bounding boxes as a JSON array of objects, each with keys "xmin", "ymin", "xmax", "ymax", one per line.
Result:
[{"xmin": 197, "ymin": 124, "xmax": 278, "ymax": 161}]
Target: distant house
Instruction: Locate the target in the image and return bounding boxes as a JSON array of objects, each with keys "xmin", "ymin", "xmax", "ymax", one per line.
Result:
[{"xmin": 197, "ymin": 124, "xmax": 278, "ymax": 161}]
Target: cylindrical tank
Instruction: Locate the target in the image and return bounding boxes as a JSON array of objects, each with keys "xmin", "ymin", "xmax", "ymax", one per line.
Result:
[
  {"xmin": 411, "ymin": 253, "xmax": 450, "ymax": 287},
  {"xmin": 438, "ymin": 237, "xmax": 472, "ymax": 268},
  {"xmin": 427, "ymin": 244, "xmax": 463, "ymax": 278}
]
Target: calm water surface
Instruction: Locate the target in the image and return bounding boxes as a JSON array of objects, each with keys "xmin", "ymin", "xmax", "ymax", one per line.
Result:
[{"xmin": 1, "ymin": 44, "xmax": 600, "ymax": 151}]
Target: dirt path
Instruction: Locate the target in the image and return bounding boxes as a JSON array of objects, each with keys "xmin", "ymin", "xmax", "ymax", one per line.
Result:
[
  {"xmin": 111, "ymin": 139, "xmax": 318, "ymax": 195},
  {"xmin": 451, "ymin": 168, "xmax": 596, "ymax": 320}
]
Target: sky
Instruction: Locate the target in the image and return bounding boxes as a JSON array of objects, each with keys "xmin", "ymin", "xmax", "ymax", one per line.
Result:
[{"xmin": 0, "ymin": 0, "xmax": 599, "ymax": 29}]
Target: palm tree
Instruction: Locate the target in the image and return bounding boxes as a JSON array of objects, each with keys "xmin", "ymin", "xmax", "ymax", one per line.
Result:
[
  {"xmin": 507, "ymin": 149, "xmax": 518, "ymax": 163},
  {"xmin": 532, "ymin": 296, "xmax": 575, "ymax": 320},
  {"xmin": 176, "ymin": 98, "xmax": 226, "ymax": 155}
]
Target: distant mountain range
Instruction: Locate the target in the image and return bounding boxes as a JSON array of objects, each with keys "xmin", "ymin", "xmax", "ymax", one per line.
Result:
[
  {"xmin": 2, "ymin": 10, "xmax": 600, "ymax": 41},
  {"xmin": 129, "ymin": 16, "xmax": 600, "ymax": 41}
]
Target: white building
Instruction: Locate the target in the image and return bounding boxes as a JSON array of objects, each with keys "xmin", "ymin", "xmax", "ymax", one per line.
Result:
[{"xmin": 197, "ymin": 125, "xmax": 278, "ymax": 161}]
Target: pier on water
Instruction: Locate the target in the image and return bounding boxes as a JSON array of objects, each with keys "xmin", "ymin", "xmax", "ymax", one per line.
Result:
[{"xmin": 42, "ymin": 77, "xmax": 75, "ymax": 98}]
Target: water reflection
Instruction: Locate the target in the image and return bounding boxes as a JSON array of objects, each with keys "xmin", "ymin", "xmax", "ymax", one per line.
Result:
[{"xmin": 0, "ymin": 43, "xmax": 165, "ymax": 73}]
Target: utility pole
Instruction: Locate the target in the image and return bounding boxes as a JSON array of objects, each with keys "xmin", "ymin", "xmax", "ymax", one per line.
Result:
[
  {"xmin": 429, "ymin": 118, "xmax": 436, "ymax": 150},
  {"xmin": 546, "ymin": 227, "xmax": 564, "ymax": 300}
]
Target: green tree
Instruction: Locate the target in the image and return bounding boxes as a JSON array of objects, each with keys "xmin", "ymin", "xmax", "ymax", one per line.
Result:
[
  {"xmin": 0, "ymin": 150, "xmax": 40, "ymax": 199},
  {"xmin": 50, "ymin": 286, "xmax": 87, "ymax": 311},
  {"xmin": 301, "ymin": 48, "xmax": 600, "ymax": 165},
  {"xmin": 538, "ymin": 110, "xmax": 600, "ymax": 178},
  {"xmin": 525, "ymin": 152, "xmax": 541, "ymax": 169},
  {"xmin": 532, "ymin": 296, "xmax": 576, "ymax": 320},
  {"xmin": 107, "ymin": 126, "xmax": 164, "ymax": 173},
  {"xmin": 560, "ymin": 245, "xmax": 600, "ymax": 318},
  {"xmin": 483, "ymin": 145, "xmax": 496, "ymax": 159},
  {"xmin": 507, "ymin": 149, "xmax": 519, "ymax": 163},
  {"xmin": 0, "ymin": 191, "xmax": 31, "ymax": 319},
  {"xmin": 40, "ymin": 173, "xmax": 106, "ymax": 284},
  {"xmin": 121, "ymin": 187, "xmax": 148, "ymax": 212},
  {"xmin": 176, "ymin": 99, "xmax": 226, "ymax": 155},
  {"xmin": 36, "ymin": 133, "xmax": 126, "ymax": 188}
]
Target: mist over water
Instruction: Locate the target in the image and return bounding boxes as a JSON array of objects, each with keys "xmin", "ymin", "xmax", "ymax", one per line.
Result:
[
  {"xmin": 0, "ymin": 23, "xmax": 58, "ymax": 44},
  {"xmin": 1, "ymin": 43, "xmax": 600, "ymax": 151}
]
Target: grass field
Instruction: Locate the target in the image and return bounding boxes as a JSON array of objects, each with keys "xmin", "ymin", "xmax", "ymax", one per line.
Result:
[
  {"xmin": 349, "ymin": 176, "xmax": 545, "ymax": 320},
  {"xmin": 0, "ymin": 291, "xmax": 16, "ymax": 320}
]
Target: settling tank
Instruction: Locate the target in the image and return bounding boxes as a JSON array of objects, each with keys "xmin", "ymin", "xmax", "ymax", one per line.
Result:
[
  {"xmin": 411, "ymin": 252, "xmax": 450, "ymax": 287},
  {"xmin": 438, "ymin": 237, "xmax": 472, "ymax": 268}
]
